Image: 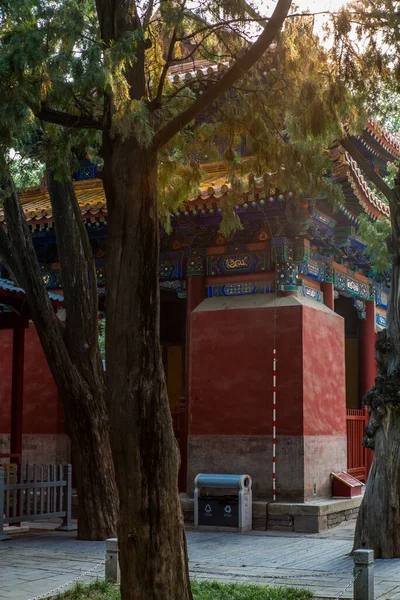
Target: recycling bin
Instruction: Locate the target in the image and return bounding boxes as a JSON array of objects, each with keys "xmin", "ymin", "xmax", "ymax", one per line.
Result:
[{"xmin": 194, "ymin": 473, "xmax": 252, "ymax": 532}]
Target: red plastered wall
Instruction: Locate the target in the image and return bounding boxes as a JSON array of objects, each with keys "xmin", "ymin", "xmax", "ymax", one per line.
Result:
[
  {"xmin": 189, "ymin": 304, "xmax": 304, "ymax": 436},
  {"xmin": 0, "ymin": 324, "xmax": 63, "ymax": 434},
  {"xmin": 302, "ymin": 306, "xmax": 346, "ymax": 436}
]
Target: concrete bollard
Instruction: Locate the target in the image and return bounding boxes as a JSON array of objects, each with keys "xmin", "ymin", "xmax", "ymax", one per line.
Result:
[
  {"xmin": 105, "ymin": 538, "xmax": 120, "ymax": 584},
  {"xmin": 354, "ymin": 549, "xmax": 374, "ymax": 600}
]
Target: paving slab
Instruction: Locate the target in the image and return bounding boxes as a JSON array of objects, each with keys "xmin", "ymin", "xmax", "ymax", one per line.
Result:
[{"xmin": 0, "ymin": 521, "xmax": 399, "ymax": 599}]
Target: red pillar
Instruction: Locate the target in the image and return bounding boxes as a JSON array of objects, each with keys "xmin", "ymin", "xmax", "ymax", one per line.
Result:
[
  {"xmin": 359, "ymin": 300, "xmax": 377, "ymax": 398},
  {"xmin": 185, "ymin": 275, "xmax": 206, "ymax": 383},
  {"xmin": 180, "ymin": 275, "xmax": 205, "ymax": 492},
  {"xmin": 359, "ymin": 300, "xmax": 377, "ymax": 476},
  {"xmin": 10, "ymin": 326, "xmax": 25, "ymax": 464},
  {"xmin": 321, "ymin": 281, "xmax": 334, "ymax": 311}
]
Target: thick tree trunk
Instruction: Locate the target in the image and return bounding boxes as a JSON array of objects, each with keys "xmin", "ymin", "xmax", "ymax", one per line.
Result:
[
  {"xmin": 354, "ymin": 402, "xmax": 400, "ymax": 557},
  {"xmin": 103, "ymin": 139, "xmax": 192, "ymax": 600},
  {"xmin": 354, "ymin": 187, "xmax": 400, "ymax": 557}
]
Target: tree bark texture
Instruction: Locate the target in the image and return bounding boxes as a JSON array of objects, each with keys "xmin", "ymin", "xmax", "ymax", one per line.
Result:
[
  {"xmin": 354, "ymin": 187, "xmax": 400, "ymax": 557},
  {"xmin": 354, "ymin": 401, "xmax": 400, "ymax": 557},
  {"xmin": 1, "ymin": 175, "xmax": 117, "ymax": 541},
  {"xmin": 103, "ymin": 139, "xmax": 192, "ymax": 600}
]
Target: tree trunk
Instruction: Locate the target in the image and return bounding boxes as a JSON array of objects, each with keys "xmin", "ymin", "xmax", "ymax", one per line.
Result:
[
  {"xmin": 48, "ymin": 173, "xmax": 119, "ymax": 539},
  {"xmin": 57, "ymin": 370, "xmax": 118, "ymax": 541},
  {"xmin": 354, "ymin": 186, "xmax": 400, "ymax": 557},
  {"xmin": 354, "ymin": 402, "xmax": 400, "ymax": 557},
  {"xmin": 103, "ymin": 139, "xmax": 192, "ymax": 600}
]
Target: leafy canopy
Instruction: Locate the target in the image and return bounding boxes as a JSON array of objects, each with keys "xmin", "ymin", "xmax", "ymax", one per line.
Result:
[{"xmin": 0, "ymin": 1, "xmax": 360, "ymax": 235}]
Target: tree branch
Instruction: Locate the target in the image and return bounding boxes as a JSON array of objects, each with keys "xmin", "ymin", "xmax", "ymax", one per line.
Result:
[
  {"xmin": 176, "ymin": 16, "xmax": 269, "ymax": 42},
  {"xmin": 151, "ymin": 28, "xmax": 179, "ymax": 108},
  {"xmin": 36, "ymin": 106, "xmax": 103, "ymax": 130},
  {"xmin": 152, "ymin": 0, "xmax": 292, "ymax": 151},
  {"xmin": 237, "ymin": 0, "xmax": 267, "ymax": 26},
  {"xmin": 340, "ymin": 136, "xmax": 394, "ymax": 202},
  {"xmin": 142, "ymin": 0, "xmax": 155, "ymax": 30}
]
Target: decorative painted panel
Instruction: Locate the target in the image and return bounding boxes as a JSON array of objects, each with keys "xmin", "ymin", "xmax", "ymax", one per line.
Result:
[
  {"xmin": 334, "ymin": 271, "xmax": 369, "ymax": 300},
  {"xmin": 159, "ymin": 258, "xmax": 183, "ymax": 279},
  {"xmin": 187, "ymin": 250, "xmax": 205, "ymax": 275},
  {"xmin": 75, "ymin": 160, "xmax": 97, "ymax": 181},
  {"xmin": 96, "ymin": 267, "xmax": 105, "ymax": 287},
  {"xmin": 325, "ymin": 263, "xmax": 334, "ymax": 283},
  {"xmin": 299, "ymin": 259, "xmax": 326, "ymax": 282},
  {"xmin": 207, "ymin": 250, "xmax": 269, "ymax": 276},
  {"xmin": 376, "ymin": 313, "xmax": 387, "ymax": 328},
  {"xmin": 207, "ymin": 280, "xmax": 275, "ymax": 298},
  {"xmin": 293, "ymin": 238, "xmax": 311, "ymax": 263},
  {"xmin": 300, "ymin": 285, "xmax": 324, "ymax": 303},
  {"xmin": 271, "ymin": 236, "xmax": 292, "ymax": 264},
  {"xmin": 276, "ymin": 261, "xmax": 299, "ymax": 291},
  {"xmin": 352, "ymin": 298, "xmax": 366, "ymax": 319},
  {"xmin": 224, "ymin": 255, "xmax": 251, "ymax": 270},
  {"xmin": 375, "ymin": 286, "xmax": 389, "ymax": 309},
  {"xmin": 40, "ymin": 266, "xmax": 62, "ymax": 288},
  {"xmin": 312, "ymin": 210, "xmax": 336, "ymax": 229}
]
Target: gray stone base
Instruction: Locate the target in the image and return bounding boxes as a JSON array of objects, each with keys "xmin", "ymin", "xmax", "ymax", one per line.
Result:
[
  {"xmin": 0, "ymin": 433, "xmax": 70, "ymax": 464},
  {"xmin": 267, "ymin": 497, "xmax": 362, "ymax": 533},
  {"xmin": 187, "ymin": 434, "xmax": 347, "ymax": 501},
  {"xmin": 181, "ymin": 494, "xmax": 194, "ymax": 525},
  {"xmin": 4, "ymin": 525, "xmax": 30, "ymax": 536},
  {"xmin": 180, "ymin": 494, "xmax": 362, "ymax": 533}
]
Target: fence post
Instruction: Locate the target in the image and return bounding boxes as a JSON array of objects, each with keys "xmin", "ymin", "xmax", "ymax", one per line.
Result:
[
  {"xmin": 0, "ymin": 466, "xmax": 10, "ymax": 541},
  {"xmin": 58, "ymin": 464, "xmax": 77, "ymax": 531},
  {"xmin": 105, "ymin": 538, "xmax": 120, "ymax": 583},
  {"xmin": 354, "ymin": 549, "xmax": 374, "ymax": 600}
]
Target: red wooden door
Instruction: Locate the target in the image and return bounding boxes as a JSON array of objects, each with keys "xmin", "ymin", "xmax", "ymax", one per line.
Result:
[{"xmin": 346, "ymin": 408, "xmax": 369, "ymax": 481}]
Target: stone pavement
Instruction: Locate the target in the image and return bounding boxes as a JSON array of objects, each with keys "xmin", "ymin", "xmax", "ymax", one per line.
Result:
[{"xmin": 1, "ymin": 521, "xmax": 400, "ymax": 599}]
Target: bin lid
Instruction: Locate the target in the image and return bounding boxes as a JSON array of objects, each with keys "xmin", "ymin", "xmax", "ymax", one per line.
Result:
[{"xmin": 195, "ymin": 473, "xmax": 252, "ymax": 490}]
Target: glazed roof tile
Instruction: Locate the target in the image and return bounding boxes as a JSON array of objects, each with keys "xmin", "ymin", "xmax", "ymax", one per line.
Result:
[
  {"xmin": 0, "ymin": 179, "xmax": 106, "ymax": 224},
  {"xmin": 0, "ymin": 277, "xmax": 63, "ymax": 304},
  {"xmin": 2, "ymin": 120, "xmax": 398, "ymax": 225},
  {"xmin": 329, "ymin": 143, "xmax": 390, "ymax": 220},
  {"xmin": 2, "ymin": 161, "xmax": 265, "ymax": 224},
  {"xmin": 366, "ymin": 121, "xmax": 400, "ymax": 159},
  {"xmin": 347, "ymin": 153, "xmax": 390, "ymax": 218}
]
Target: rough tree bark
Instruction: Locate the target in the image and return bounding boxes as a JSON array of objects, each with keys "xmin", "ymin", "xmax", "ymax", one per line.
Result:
[
  {"xmin": 353, "ymin": 185, "xmax": 400, "ymax": 557},
  {"xmin": 0, "ymin": 169, "xmax": 118, "ymax": 540},
  {"xmin": 103, "ymin": 138, "xmax": 191, "ymax": 598}
]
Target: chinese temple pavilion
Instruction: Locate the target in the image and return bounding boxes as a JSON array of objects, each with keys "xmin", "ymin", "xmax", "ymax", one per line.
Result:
[{"xmin": 0, "ymin": 120, "xmax": 394, "ymax": 529}]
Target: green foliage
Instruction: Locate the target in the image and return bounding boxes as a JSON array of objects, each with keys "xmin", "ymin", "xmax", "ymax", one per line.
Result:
[
  {"xmin": 0, "ymin": 2, "xmax": 353, "ymax": 241},
  {"xmin": 53, "ymin": 579, "xmax": 119, "ymax": 599},
  {"xmin": 179, "ymin": 17, "xmax": 353, "ymax": 236},
  {"xmin": 358, "ymin": 213, "xmax": 391, "ymax": 275},
  {"xmin": 8, "ymin": 152, "xmax": 44, "ymax": 189},
  {"xmin": 191, "ymin": 580, "xmax": 313, "ymax": 600},
  {"xmin": 98, "ymin": 319, "xmax": 105, "ymax": 362},
  {"xmin": 52, "ymin": 579, "xmax": 312, "ymax": 600},
  {"xmin": 331, "ymin": 1, "xmax": 400, "ymax": 120},
  {"xmin": 384, "ymin": 160, "xmax": 399, "ymax": 191}
]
